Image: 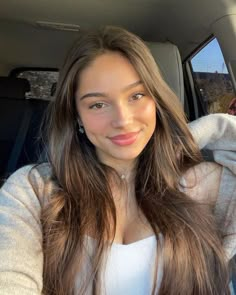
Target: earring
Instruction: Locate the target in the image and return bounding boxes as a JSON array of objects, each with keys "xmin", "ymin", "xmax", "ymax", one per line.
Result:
[
  {"xmin": 78, "ymin": 120, "xmax": 84, "ymax": 134},
  {"xmin": 79, "ymin": 126, "xmax": 84, "ymax": 134}
]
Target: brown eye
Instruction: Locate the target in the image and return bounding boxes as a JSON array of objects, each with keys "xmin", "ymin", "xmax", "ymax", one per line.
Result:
[
  {"xmin": 89, "ymin": 102, "xmax": 106, "ymax": 109},
  {"xmin": 131, "ymin": 93, "xmax": 145, "ymax": 101}
]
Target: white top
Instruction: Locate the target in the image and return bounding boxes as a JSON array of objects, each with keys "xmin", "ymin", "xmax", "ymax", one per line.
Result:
[
  {"xmin": 103, "ymin": 235, "xmax": 162, "ymax": 295},
  {"xmin": 74, "ymin": 235, "xmax": 163, "ymax": 294}
]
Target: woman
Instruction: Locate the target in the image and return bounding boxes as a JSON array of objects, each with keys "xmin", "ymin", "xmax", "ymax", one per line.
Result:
[{"xmin": 0, "ymin": 26, "xmax": 235, "ymax": 295}]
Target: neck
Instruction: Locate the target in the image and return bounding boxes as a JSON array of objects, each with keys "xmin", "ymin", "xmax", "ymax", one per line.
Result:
[
  {"xmin": 118, "ymin": 169, "xmax": 135, "ymax": 184},
  {"xmin": 98, "ymin": 156, "xmax": 137, "ymax": 184},
  {"xmin": 106, "ymin": 161, "xmax": 136, "ymax": 194}
]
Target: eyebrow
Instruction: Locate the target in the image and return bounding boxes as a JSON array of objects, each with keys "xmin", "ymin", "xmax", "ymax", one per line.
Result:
[{"xmin": 79, "ymin": 80, "xmax": 143, "ymax": 100}]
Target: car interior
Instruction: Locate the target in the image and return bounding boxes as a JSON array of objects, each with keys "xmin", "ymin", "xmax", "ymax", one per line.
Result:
[{"xmin": 0, "ymin": 0, "xmax": 236, "ymax": 291}]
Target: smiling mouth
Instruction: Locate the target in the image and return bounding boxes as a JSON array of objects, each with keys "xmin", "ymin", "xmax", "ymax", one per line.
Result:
[{"xmin": 109, "ymin": 131, "xmax": 140, "ymax": 146}]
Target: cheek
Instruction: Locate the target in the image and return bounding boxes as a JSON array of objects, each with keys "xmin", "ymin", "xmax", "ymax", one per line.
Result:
[
  {"xmin": 81, "ymin": 114, "xmax": 110, "ymax": 135},
  {"xmin": 140, "ymin": 100, "xmax": 156, "ymax": 126}
]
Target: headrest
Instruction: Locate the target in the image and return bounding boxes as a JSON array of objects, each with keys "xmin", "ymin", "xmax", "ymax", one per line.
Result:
[
  {"xmin": 146, "ymin": 42, "xmax": 184, "ymax": 104},
  {"xmin": 0, "ymin": 77, "xmax": 30, "ymax": 99}
]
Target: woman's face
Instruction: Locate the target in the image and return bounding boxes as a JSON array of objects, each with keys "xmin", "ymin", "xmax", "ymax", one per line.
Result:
[{"xmin": 76, "ymin": 51, "xmax": 156, "ymax": 169}]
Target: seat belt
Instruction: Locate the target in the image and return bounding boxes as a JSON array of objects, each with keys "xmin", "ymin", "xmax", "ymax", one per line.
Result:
[{"xmin": 6, "ymin": 104, "xmax": 33, "ymax": 173}]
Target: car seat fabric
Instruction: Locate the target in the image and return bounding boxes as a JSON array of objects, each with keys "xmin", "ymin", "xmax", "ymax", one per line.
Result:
[
  {"xmin": 0, "ymin": 77, "xmax": 48, "ymax": 183},
  {"xmin": 0, "ymin": 77, "xmax": 30, "ymax": 98},
  {"xmin": 0, "ymin": 77, "xmax": 31, "ymax": 180},
  {"xmin": 146, "ymin": 42, "xmax": 184, "ymax": 105}
]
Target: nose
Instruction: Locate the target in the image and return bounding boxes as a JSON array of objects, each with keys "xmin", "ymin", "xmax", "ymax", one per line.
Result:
[{"xmin": 111, "ymin": 103, "xmax": 133, "ymax": 128}]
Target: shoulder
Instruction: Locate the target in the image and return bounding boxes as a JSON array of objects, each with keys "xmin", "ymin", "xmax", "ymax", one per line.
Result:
[
  {"xmin": 182, "ymin": 161, "xmax": 222, "ymax": 204},
  {"xmin": 0, "ymin": 164, "xmax": 49, "ymax": 292},
  {"xmin": 2, "ymin": 163, "xmax": 52, "ymax": 191},
  {"xmin": 0, "ymin": 163, "xmax": 52, "ymax": 209}
]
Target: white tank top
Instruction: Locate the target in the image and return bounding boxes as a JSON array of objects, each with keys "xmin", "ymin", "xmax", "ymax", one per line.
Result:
[
  {"xmin": 103, "ymin": 235, "xmax": 163, "ymax": 294},
  {"xmin": 75, "ymin": 235, "xmax": 163, "ymax": 294}
]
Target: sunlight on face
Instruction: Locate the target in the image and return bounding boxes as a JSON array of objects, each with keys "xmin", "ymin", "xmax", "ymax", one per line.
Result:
[{"xmin": 76, "ymin": 51, "xmax": 156, "ymax": 170}]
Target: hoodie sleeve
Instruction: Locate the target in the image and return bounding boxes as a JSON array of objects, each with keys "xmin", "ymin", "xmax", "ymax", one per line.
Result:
[
  {"xmin": 188, "ymin": 113, "xmax": 236, "ymax": 174},
  {"xmin": 189, "ymin": 113, "xmax": 236, "ymax": 260},
  {"xmin": 0, "ymin": 165, "xmax": 44, "ymax": 294}
]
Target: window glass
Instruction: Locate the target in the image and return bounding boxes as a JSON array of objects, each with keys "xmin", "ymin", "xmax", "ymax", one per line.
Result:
[
  {"xmin": 17, "ymin": 70, "xmax": 58, "ymax": 100},
  {"xmin": 191, "ymin": 38, "xmax": 235, "ymax": 114}
]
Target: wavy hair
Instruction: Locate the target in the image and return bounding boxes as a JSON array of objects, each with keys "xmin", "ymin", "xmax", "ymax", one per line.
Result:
[{"xmin": 32, "ymin": 26, "xmax": 230, "ymax": 294}]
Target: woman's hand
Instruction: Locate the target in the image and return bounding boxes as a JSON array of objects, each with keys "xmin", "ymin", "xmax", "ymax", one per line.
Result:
[{"xmin": 183, "ymin": 161, "xmax": 222, "ymax": 204}]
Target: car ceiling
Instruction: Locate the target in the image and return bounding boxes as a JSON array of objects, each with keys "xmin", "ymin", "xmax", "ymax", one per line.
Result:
[{"xmin": 0, "ymin": 0, "xmax": 236, "ymax": 69}]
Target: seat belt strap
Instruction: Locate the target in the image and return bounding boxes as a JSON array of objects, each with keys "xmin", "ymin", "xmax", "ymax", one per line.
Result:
[{"xmin": 6, "ymin": 105, "xmax": 33, "ymax": 173}]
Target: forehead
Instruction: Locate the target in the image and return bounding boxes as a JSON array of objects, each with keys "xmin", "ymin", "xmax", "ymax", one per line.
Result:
[{"xmin": 77, "ymin": 51, "xmax": 141, "ymax": 94}]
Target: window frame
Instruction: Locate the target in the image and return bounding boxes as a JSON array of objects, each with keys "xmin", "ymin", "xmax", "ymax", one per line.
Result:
[
  {"xmin": 183, "ymin": 35, "xmax": 216, "ymax": 120},
  {"xmin": 184, "ymin": 35, "xmax": 236, "ymax": 119},
  {"xmin": 9, "ymin": 67, "xmax": 58, "ymax": 78}
]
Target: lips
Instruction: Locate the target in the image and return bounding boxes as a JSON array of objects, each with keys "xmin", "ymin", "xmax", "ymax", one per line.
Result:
[{"xmin": 109, "ymin": 131, "xmax": 140, "ymax": 146}]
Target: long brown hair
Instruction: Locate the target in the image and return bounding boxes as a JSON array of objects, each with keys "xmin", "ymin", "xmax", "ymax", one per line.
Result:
[{"xmin": 32, "ymin": 26, "xmax": 230, "ymax": 294}]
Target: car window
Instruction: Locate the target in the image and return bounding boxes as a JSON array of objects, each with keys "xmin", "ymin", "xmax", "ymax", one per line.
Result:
[
  {"xmin": 16, "ymin": 70, "xmax": 58, "ymax": 100},
  {"xmin": 190, "ymin": 38, "xmax": 236, "ymax": 114}
]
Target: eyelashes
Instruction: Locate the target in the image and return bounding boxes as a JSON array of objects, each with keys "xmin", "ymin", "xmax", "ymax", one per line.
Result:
[
  {"xmin": 131, "ymin": 92, "xmax": 145, "ymax": 100},
  {"xmin": 89, "ymin": 102, "xmax": 107, "ymax": 110},
  {"xmin": 88, "ymin": 92, "xmax": 146, "ymax": 110}
]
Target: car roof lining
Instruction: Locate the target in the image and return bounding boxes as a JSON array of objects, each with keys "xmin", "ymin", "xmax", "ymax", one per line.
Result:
[{"xmin": 0, "ymin": 0, "xmax": 236, "ymax": 69}]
